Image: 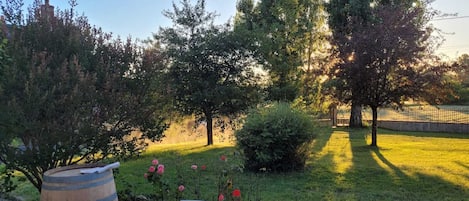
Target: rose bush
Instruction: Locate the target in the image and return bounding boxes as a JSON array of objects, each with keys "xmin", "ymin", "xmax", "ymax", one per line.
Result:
[
  {"xmin": 144, "ymin": 159, "xmax": 182, "ymax": 200},
  {"xmin": 139, "ymin": 154, "xmax": 244, "ymax": 201}
]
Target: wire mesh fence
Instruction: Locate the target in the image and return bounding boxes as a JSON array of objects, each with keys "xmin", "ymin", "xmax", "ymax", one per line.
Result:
[{"xmin": 336, "ymin": 105, "xmax": 469, "ymax": 124}]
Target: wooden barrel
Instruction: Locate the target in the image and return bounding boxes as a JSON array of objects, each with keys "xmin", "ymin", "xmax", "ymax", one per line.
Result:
[{"xmin": 40, "ymin": 164, "xmax": 118, "ymax": 201}]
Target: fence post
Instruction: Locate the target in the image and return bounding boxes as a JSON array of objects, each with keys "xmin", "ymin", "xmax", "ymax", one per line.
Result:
[{"xmin": 330, "ymin": 103, "xmax": 338, "ymax": 127}]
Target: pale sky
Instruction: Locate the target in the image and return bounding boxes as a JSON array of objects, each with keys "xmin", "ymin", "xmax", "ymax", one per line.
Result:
[
  {"xmin": 429, "ymin": 0, "xmax": 469, "ymax": 59},
  {"xmin": 18, "ymin": 0, "xmax": 469, "ymax": 60}
]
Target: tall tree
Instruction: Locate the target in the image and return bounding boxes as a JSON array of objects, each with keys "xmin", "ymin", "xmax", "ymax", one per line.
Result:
[
  {"xmin": 327, "ymin": 0, "xmax": 436, "ymax": 127},
  {"xmin": 235, "ymin": 0, "xmax": 323, "ymax": 102},
  {"xmin": 330, "ymin": 1, "xmax": 451, "ymax": 146},
  {"xmin": 327, "ymin": 0, "xmax": 372, "ymax": 127},
  {"xmin": 296, "ymin": 2, "xmax": 332, "ymax": 114},
  {"xmin": 157, "ymin": 0, "xmax": 260, "ymax": 145},
  {"xmin": 0, "ymin": 0, "xmax": 168, "ymax": 191}
]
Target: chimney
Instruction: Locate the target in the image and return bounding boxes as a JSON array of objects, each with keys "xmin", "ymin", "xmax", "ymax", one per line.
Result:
[{"xmin": 39, "ymin": 0, "xmax": 54, "ymax": 20}]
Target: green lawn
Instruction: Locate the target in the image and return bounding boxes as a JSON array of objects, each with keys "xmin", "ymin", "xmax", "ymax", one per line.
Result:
[{"xmin": 7, "ymin": 127, "xmax": 469, "ymax": 201}]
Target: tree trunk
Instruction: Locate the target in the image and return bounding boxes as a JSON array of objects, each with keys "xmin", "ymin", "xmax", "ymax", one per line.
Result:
[
  {"xmin": 329, "ymin": 103, "xmax": 338, "ymax": 127},
  {"xmin": 349, "ymin": 101, "xmax": 363, "ymax": 128},
  {"xmin": 370, "ymin": 106, "xmax": 378, "ymax": 147},
  {"xmin": 17, "ymin": 167, "xmax": 42, "ymax": 192},
  {"xmin": 205, "ymin": 112, "xmax": 213, "ymax": 146}
]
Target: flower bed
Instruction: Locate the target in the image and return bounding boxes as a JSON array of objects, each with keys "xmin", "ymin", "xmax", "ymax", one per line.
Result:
[{"xmin": 139, "ymin": 154, "xmax": 243, "ymax": 201}]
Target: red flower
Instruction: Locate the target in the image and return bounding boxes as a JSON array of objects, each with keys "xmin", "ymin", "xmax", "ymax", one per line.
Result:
[
  {"xmin": 218, "ymin": 193, "xmax": 225, "ymax": 201},
  {"xmin": 232, "ymin": 189, "xmax": 241, "ymax": 197},
  {"xmin": 220, "ymin": 155, "xmax": 227, "ymax": 161},
  {"xmin": 201, "ymin": 165, "xmax": 207, "ymax": 170}
]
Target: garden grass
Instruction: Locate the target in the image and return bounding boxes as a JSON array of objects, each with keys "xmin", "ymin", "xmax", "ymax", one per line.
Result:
[
  {"xmin": 7, "ymin": 127, "xmax": 469, "ymax": 201},
  {"xmin": 307, "ymin": 128, "xmax": 469, "ymax": 201}
]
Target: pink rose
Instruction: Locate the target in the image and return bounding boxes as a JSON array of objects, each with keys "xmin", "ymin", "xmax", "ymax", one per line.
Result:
[
  {"xmin": 218, "ymin": 193, "xmax": 225, "ymax": 201},
  {"xmin": 152, "ymin": 159, "xmax": 159, "ymax": 165},
  {"xmin": 178, "ymin": 185, "xmax": 185, "ymax": 192},
  {"xmin": 157, "ymin": 164, "xmax": 165, "ymax": 175},
  {"xmin": 191, "ymin": 164, "xmax": 198, "ymax": 170},
  {"xmin": 148, "ymin": 166, "xmax": 156, "ymax": 173},
  {"xmin": 144, "ymin": 173, "xmax": 148, "ymax": 178}
]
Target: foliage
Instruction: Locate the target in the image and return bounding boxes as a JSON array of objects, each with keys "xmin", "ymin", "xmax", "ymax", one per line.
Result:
[
  {"xmin": 235, "ymin": 102, "xmax": 316, "ymax": 172},
  {"xmin": 326, "ymin": 0, "xmax": 374, "ymax": 128},
  {"xmin": 235, "ymin": 0, "xmax": 325, "ymax": 102},
  {"xmin": 326, "ymin": 0, "xmax": 422, "ymax": 127},
  {"xmin": 142, "ymin": 159, "xmax": 184, "ymax": 201},
  {"xmin": 0, "ymin": 164, "xmax": 16, "ymax": 194},
  {"xmin": 456, "ymin": 54, "xmax": 469, "ymax": 86},
  {"xmin": 116, "ymin": 153, "xmax": 245, "ymax": 201},
  {"xmin": 448, "ymin": 54, "xmax": 469, "ymax": 104},
  {"xmin": 157, "ymin": 0, "xmax": 261, "ymax": 145},
  {"xmin": 216, "ymin": 154, "xmax": 244, "ymax": 201},
  {"xmin": 327, "ymin": 1, "xmax": 452, "ymax": 145},
  {"xmin": 0, "ymin": 0, "xmax": 168, "ymax": 191}
]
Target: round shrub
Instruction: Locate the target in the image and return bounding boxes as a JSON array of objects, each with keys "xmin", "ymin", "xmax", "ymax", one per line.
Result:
[{"xmin": 235, "ymin": 102, "xmax": 316, "ymax": 172}]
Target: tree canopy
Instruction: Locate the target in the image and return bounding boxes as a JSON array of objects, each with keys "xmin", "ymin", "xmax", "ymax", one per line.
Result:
[
  {"xmin": 328, "ymin": 1, "xmax": 452, "ymax": 146},
  {"xmin": 326, "ymin": 0, "xmax": 373, "ymax": 127},
  {"xmin": 0, "ymin": 0, "xmax": 167, "ymax": 191},
  {"xmin": 235, "ymin": 0, "xmax": 325, "ymax": 102},
  {"xmin": 447, "ymin": 54, "xmax": 469, "ymax": 104}
]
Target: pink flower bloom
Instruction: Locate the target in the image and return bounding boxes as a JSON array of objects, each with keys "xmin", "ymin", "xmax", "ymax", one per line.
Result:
[
  {"xmin": 144, "ymin": 173, "xmax": 148, "ymax": 178},
  {"xmin": 220, "ymin": 155, "xmax": 227, "ymax": 161},
  {"xmin": 218, "ymin": 193, "xmax": 225, "ymax": 201},
  {"xmin": 178, "ymin": 185, "xmax": 185, "ymax": 192},
  {"xmin": 157, "ymin": 164, "xmax": 165, "ymax": 175},
  {"xmin": 152, "ymin": 159, "xmax": 159, "ymax": 165},
  {"xmin": 191, "ymin": 164, "xmax": 198, "ymax": 170},
  {"xmin": 148, "ymin": 166, "xmax": 156, "ymax": 173},
  {"xmin": 201, "ymin": 165, "xmax": 206, "ymax": 170}
]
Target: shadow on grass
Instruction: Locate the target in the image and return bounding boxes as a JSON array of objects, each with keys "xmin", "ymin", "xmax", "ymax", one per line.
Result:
[
  {"xmin": 310, "ymin": 126, "xmax": 334, "ymax": 155},
  {"xmin": 455, "ymin": 161, "xmax": 469, "ymax": 172},
  {"xmin": 344, "ymin": 128, "xmax": 469, "ymax": 201},
  {"xmin": 115, "ymin": 127, "xmax": 469, "ymax": 201}
]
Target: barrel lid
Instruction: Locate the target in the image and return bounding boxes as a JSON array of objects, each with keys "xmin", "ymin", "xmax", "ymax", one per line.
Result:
[
  {"xmin": 43, "ymin": 164, "xmax": 110, "ymax": 183},
  {"xmin": 44, "ymin": 164, "xmax": 105, "ymax": 176},
  {"xmin": 50, "ymin": 168, "xmax": 86, "ymax": 177}
]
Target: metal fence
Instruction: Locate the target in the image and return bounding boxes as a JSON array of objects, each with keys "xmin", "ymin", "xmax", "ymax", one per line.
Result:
[{"xmin": 336, "ymin": 105, "xmax": 469, "ymax": 124}]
